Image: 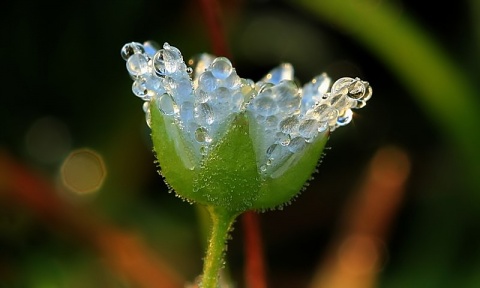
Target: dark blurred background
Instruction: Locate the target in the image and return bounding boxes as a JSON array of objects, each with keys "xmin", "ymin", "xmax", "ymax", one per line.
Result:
[{"xmin": 1, "ymin": 0, "xmax": 480, "ymax": 287}]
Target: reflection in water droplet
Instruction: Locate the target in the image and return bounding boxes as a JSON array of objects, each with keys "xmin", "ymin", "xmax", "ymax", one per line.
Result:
[
  {"xmin": 121, "ymin": 42, "xmax": 144, "ymax": 61},
  {"xmin": 195, "ymin": 127, "xmax": 212, "ymax": 143}
]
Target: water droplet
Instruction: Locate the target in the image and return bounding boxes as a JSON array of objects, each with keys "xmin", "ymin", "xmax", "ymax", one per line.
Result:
[
  {"xmin": 266, "ymin": 143, "xmax": 284, "ymax": 163},
  {"xmin": 275, "ymin": 132, "xmax": 291, "ymax": 146},
  {"xmin": 186, "ymin": 67, "xmax": 193, "ymax": 74},
  {"xmin": 163, "ymin": 42, "xmax": 182, "ymax": 62},
  {"xmin": 195, "ymin": 102, "xmax": 214, "ymax": 125},
  {"xmin": 153, "ymin": 50, "xmax": 173, "ymax": 76},
  {"xmin": 180, "ymin": 101, "xmax": 195, "ymax": 123},
  {"xmin": 278, "ymin": 115, "xmax": 299, "ymax": 134},
  {"xmin": 353, "ymin": 99, "xmax": 367, "ymax": 109},
  {"xmin": 143, "ymin": 102, "xmax": 152, "ymax": 128},
  {"xmin": 121, "ymin": 42, "xmax": 144, "ymax": 61},
  {"xmin": 332, "ymin": 77, "xmax": 367, "ymax": 100},
  {"xmin": 195, "ymin": 89, "xmax": 210, "ymax": 103},
  {"xmin": 231, "ymin": 91, "xmax": 244, "ymax": 111},
  {"xmin": 258, "ymin": 83, "xmax": 274, "ymax": 94},
  {"xmin": 195, "ymin": 127, "xmax": 212, "ymax": 143},
  {"xmin": 132, "ymin": 78, "xmax": 148, "ymax": 98},
  {"xmin": 174, "ymin": 77, "xmax": 192, "ymax": 101},
  {"xmin": 156, "ymin": 93, "xmax": 178, "ymax": 116},
  {"xmin": 265, "ymin": 115, "xmax": 278, "ymax": 129},
  {"xmin": 252, "ymin": 95, "xmax": 277, "ymax": 116},
  {"xmin": 213, "ymin": 87, "xmax": 231, "ymax": 103},
  {"xmin": 273, "ymin": 81, "xmax": 300, "ymax": 113},
  {"xmin": 317, "ymin": 121, "xmax": 329, "ymax": 133},
  {"xmin": 330, "ymin": 92, "xmax": 352, "ymax": 111},
  {"xmin": 126, "ymin": 54, "xmax": 149, "ymax": 77},
  {"xmin": 198, "ymin": 71, "xmax": 218, "ymax": 92},
  {"xmin": 260, "ymin": 165, "xmax": 267, "ymax": 172},
  {"xmin": 288, "ymin": 137, "xmax": 306, "ymax": 153},
  {"xmin": 336, "ymin": 109, "xmax": 353, "ymax": 126},
  {"xmin": 298, "ymin": 119, "xmax": 319, "ymax": 140},
  {"xmin": 223, "ymin": 70, "xmax": 241, "ymax": 88},
  {"xmin": 211, "ymin": 57, "xmax": 232, "ymax": 79}
]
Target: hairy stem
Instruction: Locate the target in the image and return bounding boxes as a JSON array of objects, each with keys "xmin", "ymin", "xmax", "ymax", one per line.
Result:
[{"xmin": 202, "ymin": 207, "xmax": 238, "ymax": 288}]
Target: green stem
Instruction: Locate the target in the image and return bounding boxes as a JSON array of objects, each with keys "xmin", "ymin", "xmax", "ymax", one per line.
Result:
[{"xmin": 202, "ymin": 206, "xmax": 238, "ymax": 288}]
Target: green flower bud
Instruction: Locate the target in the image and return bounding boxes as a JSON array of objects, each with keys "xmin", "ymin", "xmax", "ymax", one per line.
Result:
[{"xmin": 121, "ymin": 42, "xmax": 372, "ymax": 213}]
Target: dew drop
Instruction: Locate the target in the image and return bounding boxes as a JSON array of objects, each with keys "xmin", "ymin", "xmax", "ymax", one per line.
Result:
[
  {"xmin": 195, "ymin": 102, "xmax": 215, "ymax": 125},
  {"xmin": 273, "ymin": 81, "xmax": 301, "ymax": 113},
  {"xmin": 132, "ymin": 78, "xmax": 148, "ymax": 98},
  {"xmin": 186, "ymin": 67, "xmax": 193, "ymax": 74},
  {"xmin": 231, "ymin": 91, "xmax": 244, "ymax": 112},
  {"xmin": 213, "ymin": 87, "xmax": 231, "ymax": 103},
  {"xmin": 260, "ymin": 165, "xmax": 267, "ymax": 172},
  {"xmin": 121, "ymin": 42, "xmax": 144, "ymax": 61},
  {"xmin": 143, "ymin": 102, "xmax": 152, "ymax": 128},
  {"xmin": 278, "ymin": 115, "xmax": 299, "ymax": 134},
  {"xmin": 195, "ymin": 89, "xmax": 210, "ymax": 103},
  {"xmin": 288, "ymin": 137, "xmax": 306, "ymax": 153},
  {"xmin": 156, "ymin": 93, "xmax": 178, "ymax": 116},
  {"xmin": 336, "ymin": 109, "xmax": 353, "ymax": 126},
  {"xmin": 298, "ymin": 119, "xmax": 319, "ymax": 140},
  {"xmin": 162, "ymin": 42, "xmax": 182, "ymax": 62},
  {"xmin": 126, "ymin": 54, "xmax": 149, "ymax": 77},
  {"xmin": 211, "ymin": 57, "xmax": 233, "ymax": 79},
  {"xmin": 195, "ymin": 127, "xmax": 212, "ymax": 143},
  {"xmin": 198, "ymin": 71, "xmax": 218, "ymax": 92},
  {"xmin": 252, "ymin": 95, "xmax": 277, "ymax": 116},
  {"xmin": 223, "ymin": 70, "xmax": 241, "ymax": 88},
  {"xmin": 266, "ymin": 143, "xmax": 281, "ymax": 159},
  {"xmin": 275, "ymin": 132, "xmax": 291, "ymax": 146},
  {"xmin": 180, "ymin": 101, "xmax": 195, "ymax": 123},
  {"xmin": 317, "ymin": 121, "xmax": 329, "ymax": 133}
]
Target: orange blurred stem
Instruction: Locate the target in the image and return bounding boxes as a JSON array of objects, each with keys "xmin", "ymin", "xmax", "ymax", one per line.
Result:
[
  {"xmin": 0, "ymin": 151, "xmax": 184, "ymax": 288},
  {"xmin": 242, "ymin": 211, "xmax": 268, "ymax": 288}
]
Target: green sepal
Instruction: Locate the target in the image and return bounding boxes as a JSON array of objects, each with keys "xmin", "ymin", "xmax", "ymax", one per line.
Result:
[
  {"xmin": 150, "ymin": 100, "xmax": 196, "ymax": 200},
  {"xmin": 150, "ymin": 98, "xmax": 329, "ymax": 213},
  {"xmin": 251, "ymin": 132, "xmax": 329, "ymax": 210}
]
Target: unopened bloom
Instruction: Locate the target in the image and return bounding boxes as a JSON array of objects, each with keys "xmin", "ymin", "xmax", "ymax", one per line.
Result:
[{"xmin": 121, "ymin": 41, "xmax": 372, "ymax": 213}]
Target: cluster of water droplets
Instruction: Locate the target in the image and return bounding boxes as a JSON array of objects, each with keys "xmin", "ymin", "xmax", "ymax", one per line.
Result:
[
  {"xmin": 121, "ymin": 41, "xmax": 248, "ymax": 159},
  {"xmin": 246, "ymin": 64, "xmax": 372, "ymax": 176},
  {"xmin": 121, "ymin": 42, "xmax": 372, "ymax": 176}
]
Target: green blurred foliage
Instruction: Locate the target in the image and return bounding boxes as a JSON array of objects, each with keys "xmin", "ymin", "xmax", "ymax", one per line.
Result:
[{"xmin": 1, "ymin": 0, "xmax": 480, "ymax": 287}]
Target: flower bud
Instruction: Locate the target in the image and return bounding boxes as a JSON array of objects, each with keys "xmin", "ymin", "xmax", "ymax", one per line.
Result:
[{"xmin": 121, "ymin": 42, "xmax": 372, "ymax": 213}]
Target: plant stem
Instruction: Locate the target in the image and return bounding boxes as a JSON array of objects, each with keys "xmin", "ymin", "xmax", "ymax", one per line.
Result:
[{"xmin": 202, "ymin": 206, "xmax": 238, "ymax": 288}]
